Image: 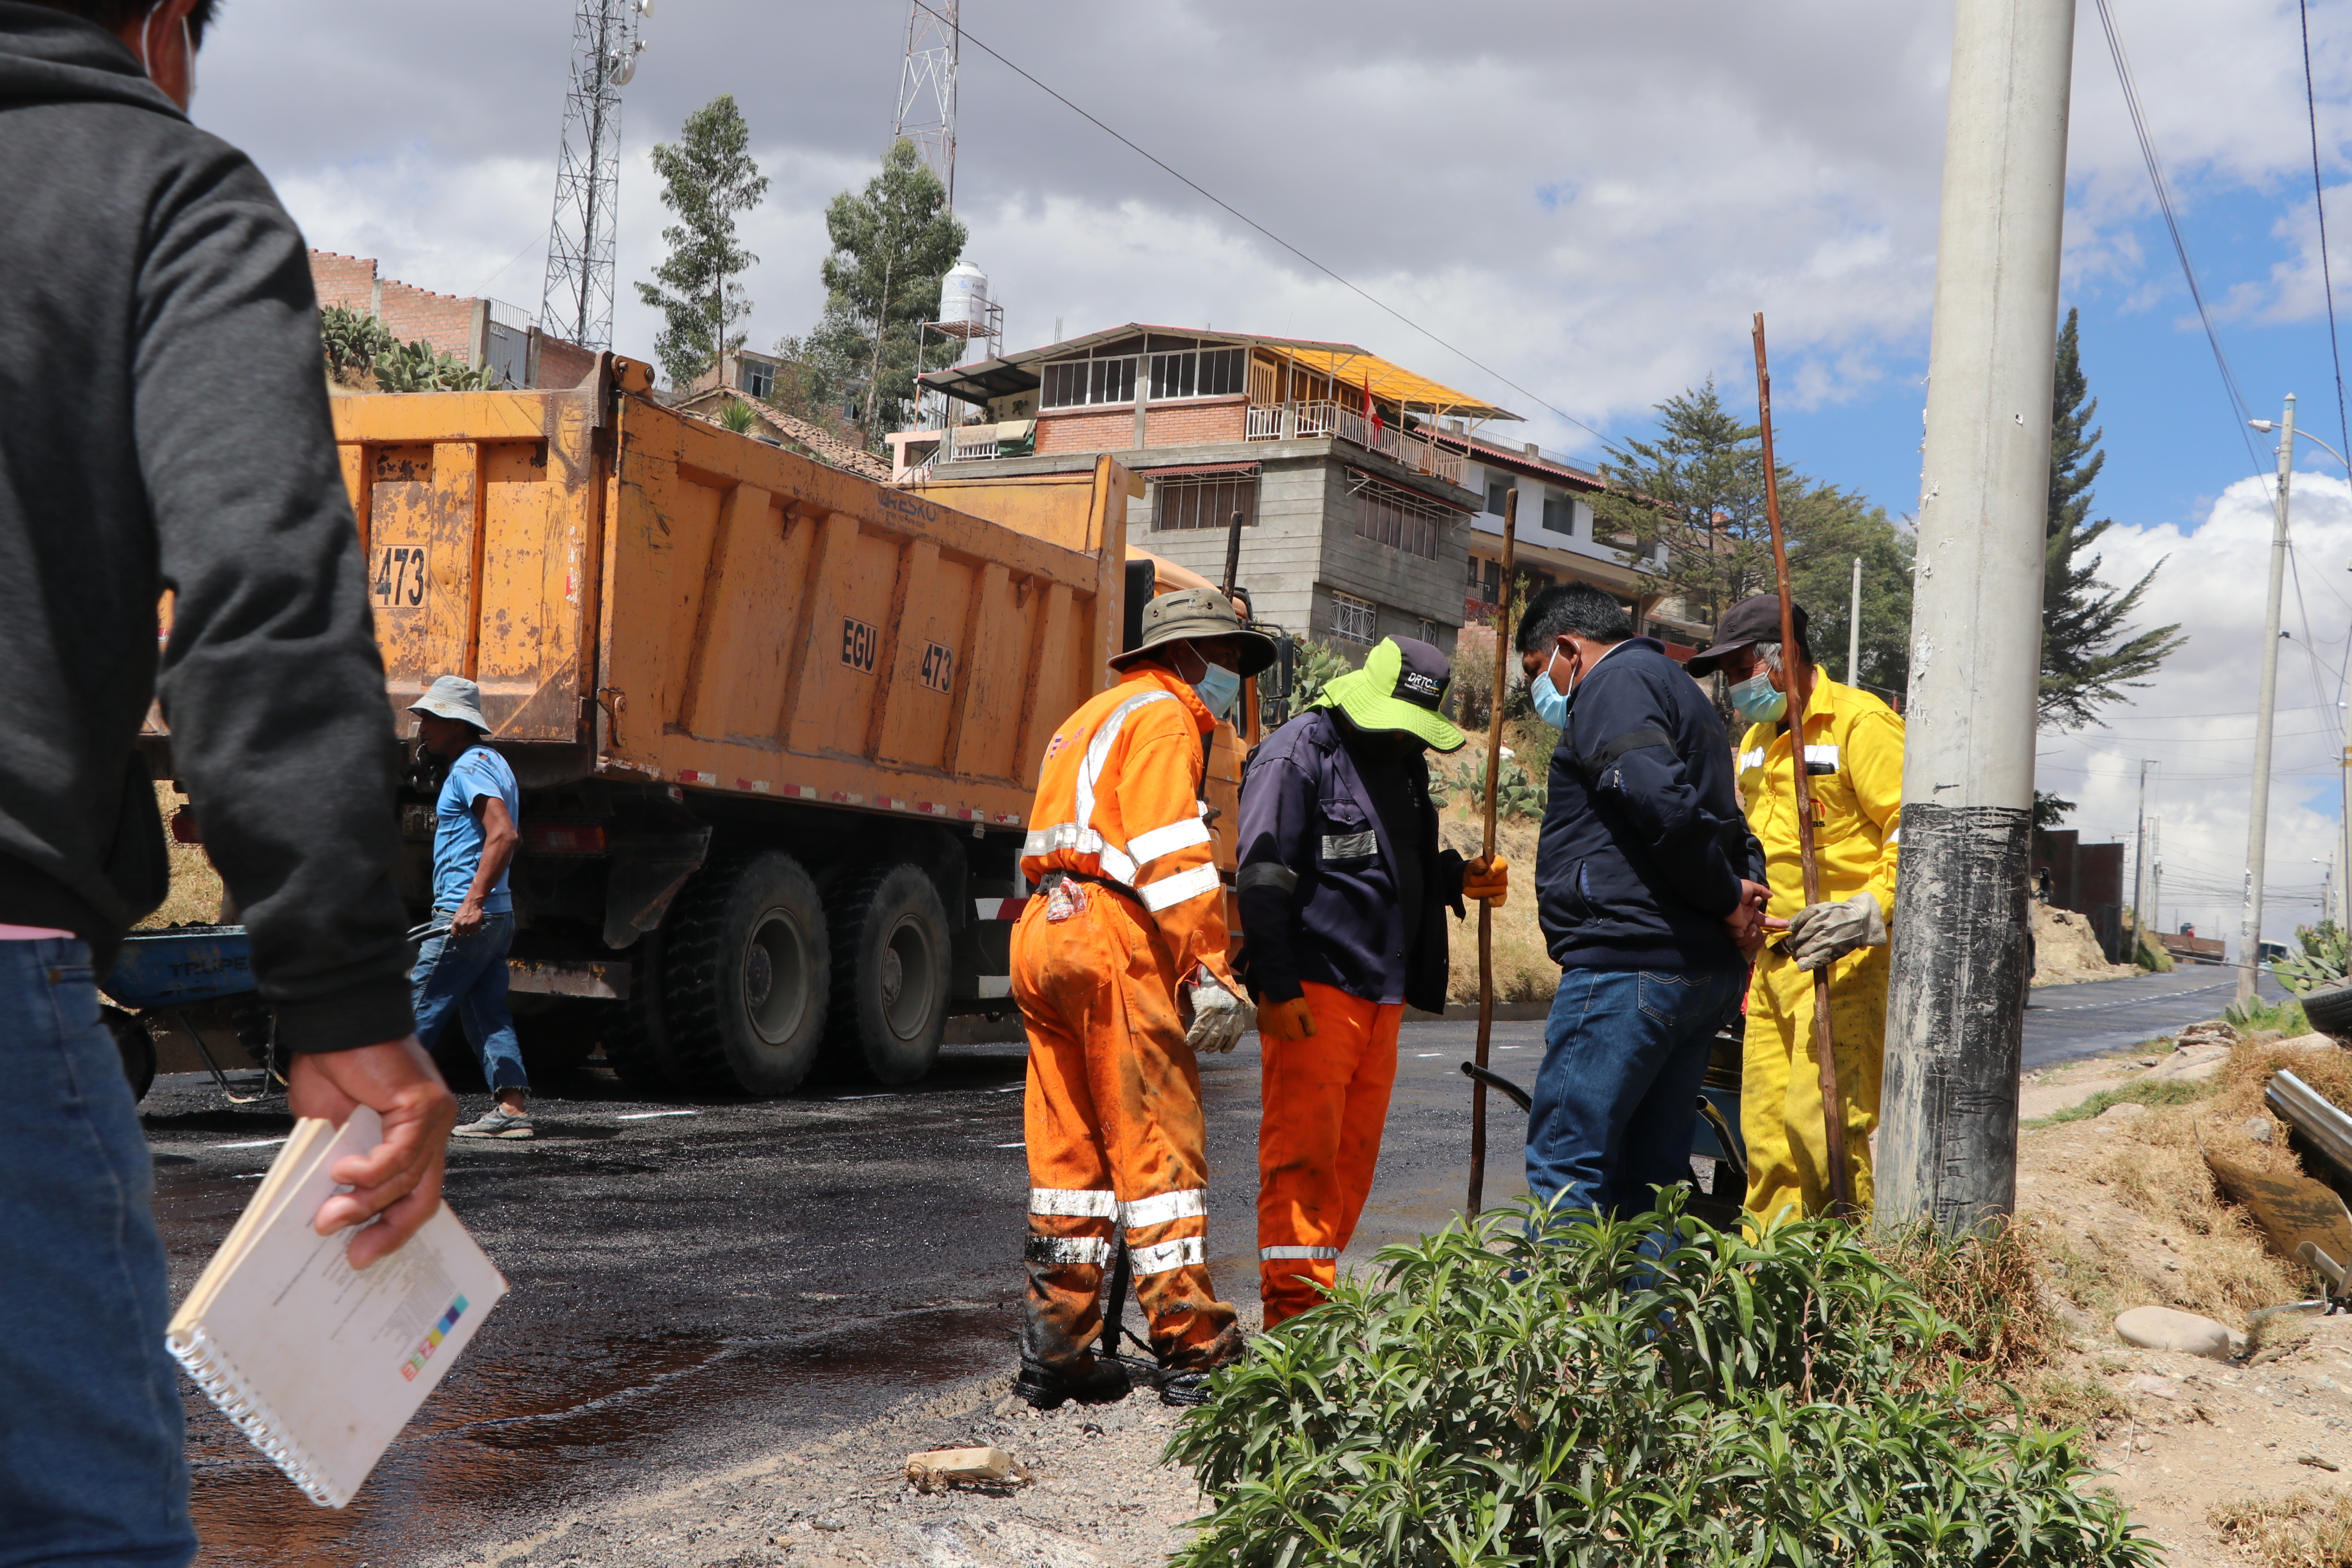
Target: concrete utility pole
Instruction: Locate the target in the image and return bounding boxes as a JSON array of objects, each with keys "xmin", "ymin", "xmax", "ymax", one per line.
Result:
[
  {"xmin": 1879, "ymin": 0, "xmax": 2076, "ymax": 1235},
  {"xmin": 1848, "ymin": 556, "xmax": 1864, "ymax": 686},
  {"xmin": 2341, "ymin": 746, "xmax": 2352, "ymax": 933},
  {"xmin": 2132, "ymin": 759, "xmax": 2152, "ymax": 956},
  {"xmin": 2239, "ymin": 395, "xmax": 2296, "ymax": 1005}
]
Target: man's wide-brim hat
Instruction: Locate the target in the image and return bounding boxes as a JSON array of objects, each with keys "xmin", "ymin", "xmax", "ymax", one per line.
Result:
[
  {"xmin": 407, "ymin": 674, "xmax": 491, "ymax": 732},
  {"xmin": 1684, "ymin": 594, "xmax": 1810, "ymax": 678},
  {"xmin": 1108, "ymin": 586, "xmax": 1277, "ymax": 677},
  {"xmin": 1318, "ymin": 636, "xmax": 1466, "ymax": 753}
]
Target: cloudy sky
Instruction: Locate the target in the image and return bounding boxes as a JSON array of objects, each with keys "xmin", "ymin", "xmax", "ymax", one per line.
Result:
[{"xmin": 188, "ymin": 1, "xmax": 2352, "ymax": 951}]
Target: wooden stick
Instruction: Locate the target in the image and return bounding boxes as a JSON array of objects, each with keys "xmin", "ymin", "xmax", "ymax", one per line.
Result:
[
  {"xmin": 1468, "ymin": 488, "xmax": 1517, "ymax": 1220},
  {"xmin": 1220, "ymin": 508, "xmax": 1245, "ymax": 599},
  {"xmin": 1752, "ymin": 313, "xmax": 1853, "ymax": 1217}
]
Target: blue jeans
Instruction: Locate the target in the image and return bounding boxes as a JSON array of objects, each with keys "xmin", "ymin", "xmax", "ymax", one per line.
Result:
[
  {"xmin": 411, "ymin": 910, "xmax": 526, "ymax": 1093},
  {"xmin": 1525, "ymin": 966, "xmax": 1746, "ymax": 1220},
  {"xmin": 0, "ymin": 938, "xmax": 196, "ymax": 1567}
]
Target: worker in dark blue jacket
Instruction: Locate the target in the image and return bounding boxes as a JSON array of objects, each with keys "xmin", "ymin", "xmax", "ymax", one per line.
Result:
[
  {"xmin": 1236, "ymin": 636, "xmax": 1507, "ymax": 1324},
  {"xmin": 1512, "ymin": 584, "xmax": 1769, "ymax": 1221}
]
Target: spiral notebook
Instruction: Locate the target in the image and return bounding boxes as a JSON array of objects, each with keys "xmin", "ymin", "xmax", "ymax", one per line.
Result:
[{"xmin": 166, "ymin": 1108, "xmax": 508, "ymax": 1508}]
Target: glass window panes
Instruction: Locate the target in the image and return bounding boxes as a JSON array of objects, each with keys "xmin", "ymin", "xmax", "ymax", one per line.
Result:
[
  {"xmin": 1331, "ymin": 592, "xmax": 1377, "ymax": 645},
  {"xmin": 742, "ymin": 361, "xmax": 773, "ymax": 399},
  {"xmin": 1352, "ymin": 476, "xmax": 1447, "ymax": 561},
  {"xmin": 1542, "ymin": 494, "xmax": 1576, "ymax": 534},
  {"xmin": 1041, "ymin": 355, "xmax": 1138, "ymax": 409},
  {"xmin": 1486, "ymin": 476, "xmax": 1516, "ymax": 515}
]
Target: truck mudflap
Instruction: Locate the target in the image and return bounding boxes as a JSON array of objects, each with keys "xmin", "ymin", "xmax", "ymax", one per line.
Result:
[
  {"xmin": 508, "ymin": 956, "xmax": 632, "ymax": 1000},
  {"xmin": 602, "ymin": 828, "xmax": 713, "ymax": 949}
]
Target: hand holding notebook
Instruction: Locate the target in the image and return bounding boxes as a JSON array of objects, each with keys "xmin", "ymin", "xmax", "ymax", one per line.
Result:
[{"xmin": 168, "ymin": 1108, "xmax": 508, "ymax": 1508}]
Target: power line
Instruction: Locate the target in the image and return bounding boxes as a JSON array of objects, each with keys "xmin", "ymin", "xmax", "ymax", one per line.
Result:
[
  {"xmin": 2090, "ymin": 0, "xmax": 2269, "ymax": 476},
  {"xmin": 916, "ymin": 0, "xmax": 1605, "ymax": 443},
  {"xmin": 2300, "ymin": 0, "xmax": 2352, "ymax": 491}
]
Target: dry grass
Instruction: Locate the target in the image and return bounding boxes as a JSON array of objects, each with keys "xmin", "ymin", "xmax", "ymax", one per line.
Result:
[
  {"xmin": 2211, "ymin": 1489, "xmax": 2352, "ymax": 1567},
  {"xmin": 1873, "ymin": 1218, "xmax": 2064, "ymax": 1382},
  {"xmin": 135, "ymin": 781, "xmax": 227, "ymax": 930},
  {"xmin": 1438, "ymin": 812, "xmax": 1550, "ymax": 1005}
]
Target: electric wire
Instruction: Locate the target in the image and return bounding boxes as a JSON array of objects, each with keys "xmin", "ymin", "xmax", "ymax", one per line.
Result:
[
  {"xmin": 2299, "ymin": 0, "xmax": 2352, "ymax": 492},
  {"xmin": 914, "ymin": 0, "xmax": 1605, "ymax": 442}
]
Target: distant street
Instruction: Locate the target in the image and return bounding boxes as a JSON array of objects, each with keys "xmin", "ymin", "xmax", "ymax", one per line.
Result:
[{"xmin": 149, "ymin": 965, "xmax": 2259, "ymax": 1563}]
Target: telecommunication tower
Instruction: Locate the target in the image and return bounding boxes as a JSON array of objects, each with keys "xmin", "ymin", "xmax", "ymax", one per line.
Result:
[
  {"xmin": 893, "ymin": 0, "xmax": 959, "ymax": 208},
  {"xmin": 540, "ymin": 0, "xmax": 652, "ymax": 350}
]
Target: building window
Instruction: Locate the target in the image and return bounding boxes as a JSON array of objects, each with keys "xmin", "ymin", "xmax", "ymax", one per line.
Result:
[
  {"xmin": 1146, "ymin": 346, "xmax": 1247, "ymax": 401},
  {"xmin": 1415, "ymin": 618, "xmax": 1440, "ymax": 645},
  {"xmin": 1541, "ymin": 494, "xmax": 1576, "ymax": 535},
  {"xmin": 1151, "ymin": 475, "xmax": 1258, "ymax": 531},
  {"xmin": 1331, "ymin": 592, "xmax": 1377, "ymax": 645},
  {"xmin": 1351, "ymin": 474, "xmax": 1449, "ymax": 561},
  {"xmin": 1040, "ymin": 356, "xmax": 1138, "ymax": 409},
  {"xmin": 1485, "ymin": 476, "xmax": 1514, "ymax": 516},
  {"xmin": 741, "ymin": 360, "xmax": 773, "ymax": 400}
]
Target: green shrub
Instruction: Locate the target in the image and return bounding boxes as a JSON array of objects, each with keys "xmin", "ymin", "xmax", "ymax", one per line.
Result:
[
  {"xmin": 319, "ymin": 303, "xmax": 395, "ymax": 376},
  {"xmin": 2226, "ymin": 993, "xmax": 2311, "ymax": 1035},
  {"xmin": 374, "ymin": 337, "xmax": 502, "ymax": 393},
  {"xmin": 2275, "ymin": 920, "xmax": 2350, "ymax": 997},
  {"xmin": 2027, "ymin": 1075, "xmax": 2218, "ymax": 1128},
  {"xmin": 1167, "ymin": 1193, "xmax": 2157, "ymax": 1567},
  {"xmin": 1450, "ymin": 753, "xmax": 1546, "ymax": 821}
]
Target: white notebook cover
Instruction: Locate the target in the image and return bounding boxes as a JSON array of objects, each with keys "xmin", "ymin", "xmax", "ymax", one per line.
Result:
[{"xmin": 168, "ymin": 1109, "xmax": 508, "ymax": 1507}]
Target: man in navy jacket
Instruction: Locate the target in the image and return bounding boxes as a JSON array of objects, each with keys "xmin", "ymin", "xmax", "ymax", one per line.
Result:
[
  {"xmin": 1514, "ymin": 584, "xmax": 1769, "ymax": 1220},
  {"xmin": 1236, "ymin": 637, "xmax": 1505, "ymax": 1323}
]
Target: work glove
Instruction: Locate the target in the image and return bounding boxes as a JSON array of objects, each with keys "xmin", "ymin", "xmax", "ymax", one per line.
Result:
[
  {"xmin": 1257, "ymin": 995, "xmax": 1317, "ymax": 1044},
  {"xmin": 1463, "ymin": 854, "xmax": 1510, "ymax": 907},
  {"xmin": 1785, "ymin": 892, "xmax": 1887, "ymax": 972},
  {"xmin": 1184, "ymin": 972, "xmax": 1255, "ymax": 1054}
]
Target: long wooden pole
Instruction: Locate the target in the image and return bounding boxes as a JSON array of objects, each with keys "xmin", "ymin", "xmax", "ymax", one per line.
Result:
[
  {"xmin": 1752, "ymin": 313, "xmax": 1853, "ymax": 1216},
  {"xmin": 1468, "ymin": 488, "xmax": 1517, "ymax": 1219}
]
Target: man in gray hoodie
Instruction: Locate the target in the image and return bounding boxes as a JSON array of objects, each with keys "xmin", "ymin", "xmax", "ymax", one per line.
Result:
[{"xmin": 0, "ymin": 4, "xmax": 456, "ymax": 1560}]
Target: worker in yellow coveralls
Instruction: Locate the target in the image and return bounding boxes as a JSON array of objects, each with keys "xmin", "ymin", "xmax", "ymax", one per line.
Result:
[{"xmin": 1685, "ymin": 595, "xmax": 1903, "ymax": 1223}]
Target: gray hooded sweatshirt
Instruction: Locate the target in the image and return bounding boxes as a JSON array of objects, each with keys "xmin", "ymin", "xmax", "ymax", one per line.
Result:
[{"xmin": 0, "ymin": 5, "xmax": 413, "ymax": 1051}]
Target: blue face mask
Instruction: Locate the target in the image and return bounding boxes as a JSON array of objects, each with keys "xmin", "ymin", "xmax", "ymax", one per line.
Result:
[
  {"xmin": 1729, "ymin": 669, "xmax": 1788, "ymax": 724},
  {"xmin": 1528, "ymin": 649, "xmax": 1572, "ymax": 729},
  {"xmin": 1191, "ymin": 661, "xmax": 1242, "ymax": 722}
]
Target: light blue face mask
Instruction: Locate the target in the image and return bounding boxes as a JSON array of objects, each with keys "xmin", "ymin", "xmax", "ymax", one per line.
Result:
[
  {"xmin": 1729, "ymin": 669, "xmax": 1788, "ymax": 724},
  {"xmin": 1528, "ymin": 649, "xmax": 1572, "ymax": 729},
  {"xmin": 1191, "ymin": 661, "xmax": 1242, "ymax": 721}
]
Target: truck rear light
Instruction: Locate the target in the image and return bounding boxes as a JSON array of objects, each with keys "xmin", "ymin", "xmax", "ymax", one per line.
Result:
[{"xmin": 526, "ymin": 822, "xmax": 607, "ymax": 855}]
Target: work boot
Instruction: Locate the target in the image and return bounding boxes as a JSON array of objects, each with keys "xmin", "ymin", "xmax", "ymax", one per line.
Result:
[
  {"xmin": 1155, "ymin": 1324, "xmax": 1245, "ymax": 1408},
  {"xmin": 1011, "ymin": 1353, "xmax": 1131, "ymax": 1411}
]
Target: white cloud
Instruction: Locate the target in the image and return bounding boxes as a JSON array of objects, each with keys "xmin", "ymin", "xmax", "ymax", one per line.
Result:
[{"xmin": 2037, "ymin": 470, "xmax": 2352, "ymax": 955}]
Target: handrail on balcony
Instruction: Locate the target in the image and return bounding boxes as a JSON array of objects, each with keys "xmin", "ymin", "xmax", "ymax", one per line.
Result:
[{"xmin": 1240, "ymin": 398, "xmax": 1464, "ymax": 485}]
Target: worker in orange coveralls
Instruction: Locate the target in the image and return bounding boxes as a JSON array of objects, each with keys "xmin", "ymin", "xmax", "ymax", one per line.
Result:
[
  {"xmin": 1235, "ymin": 638, "xmax": 1508, "ymax": 1327},
  {"xmin": 1011, "ymin": 587, "xmax": 1274, "ymax": 1410}
]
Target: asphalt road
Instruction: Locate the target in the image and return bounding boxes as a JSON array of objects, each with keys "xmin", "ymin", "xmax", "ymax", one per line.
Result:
[{"xmin": 149, "ymin": 967, "xmax": 2256, "ymax": 1563}]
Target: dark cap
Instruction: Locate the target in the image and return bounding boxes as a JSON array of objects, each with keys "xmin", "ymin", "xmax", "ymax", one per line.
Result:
[{"xmin": 1683, "ymin": 594, "xmax": 1809, "ymax": 677}]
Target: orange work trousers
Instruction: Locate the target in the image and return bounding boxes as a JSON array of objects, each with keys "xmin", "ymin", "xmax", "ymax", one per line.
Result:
[
  {"xmin": 1257, "ymin": 981, "xmax": 1402, "ymax": 1328},
  {"xmin": 1012, "ymin": 883, "xmax": 1237, "ymax": 1371}
]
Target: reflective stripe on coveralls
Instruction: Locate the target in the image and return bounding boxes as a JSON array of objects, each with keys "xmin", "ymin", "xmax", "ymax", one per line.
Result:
[
  {"xmin": 1013, "ymin": 668, "xmax": 1240, "ymax": 1372},
  {"xmin": 1257, "ymin": 980, "xmax": 1402, "ymax": 1328},
  {"xmin": 1732, "ymin": 672, "xmax": 1903, "ymax": 1224}
]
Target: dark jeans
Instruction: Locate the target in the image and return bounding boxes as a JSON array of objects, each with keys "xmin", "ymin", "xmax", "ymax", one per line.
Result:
[
  {"xmin": 411, "ymin": 910, "xmax": 526, "ymax": 1093},
  {"xmin": 0, "ymin": 938, "xmax": 197, "ymax": 1567},
  {"xmin": 1525, "ymin": 966, "xmax": 1746, "ymax": 1221}
]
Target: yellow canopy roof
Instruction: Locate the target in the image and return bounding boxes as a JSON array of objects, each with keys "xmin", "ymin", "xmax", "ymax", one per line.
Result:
[{"xmin": 1268, "ymin": 345, "xmax": 1518, "ymax": 420}]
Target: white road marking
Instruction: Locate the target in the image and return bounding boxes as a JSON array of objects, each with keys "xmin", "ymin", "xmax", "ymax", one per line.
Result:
[
  {"xmin": 1416, "ymin": 1052, "xmax": 1441, "ymax": 1058},
  {"xmin": 836, "ymin": 1093, "xmax": 897, "ymax": 1102},
  {"xmin": 615, "ymin": 1110, "xmax": 700, "ymax": 1121},
  {"xmin": 991, "ymin": 1085, "xmax": 1024, "ymax": 1093},
  {"xmin": 213, "ymin": 1136, "xmax": 288, "ymax": 1149},
  {"xmin": 995, "ymin": 1141, "xmax": 1025, "ymax": 1148}
]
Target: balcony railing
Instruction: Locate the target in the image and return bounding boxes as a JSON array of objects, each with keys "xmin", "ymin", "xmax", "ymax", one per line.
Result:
[
  {"xmin": 1243, "ymin": 399, "xmax": 1464, "ymax": 485},
  {"xmin": 948, "ymin": 425, "xmax": 1002, "ymax": 462}
]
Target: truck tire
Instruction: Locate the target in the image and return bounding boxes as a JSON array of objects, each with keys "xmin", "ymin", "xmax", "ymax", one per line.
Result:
[
  {"xmin": 104, "ymin": 1005, "xmax": 155, "ymax": 1102},
  {"xmin": 2301, "ymin": 976, "xmax": 2352, "ymax": 1039},
  {"xmin": 600, "ymin": 925, "xmax": 681, "ymax": 1092},
  {"xmin": 823, "ymin": 862, "xmax": 951, "ymax": 1086},
  {"xmin": 662, "ymin": 852, "xmax": 831, "ymax": 1094}
]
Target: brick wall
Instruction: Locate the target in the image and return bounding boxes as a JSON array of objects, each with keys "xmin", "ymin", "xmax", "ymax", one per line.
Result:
[
  {"xmin": 1036, "ymin": 406, "xmax": 1135, "ymax": 454},
  {"xmin": 1144, "ymin": 395, "xmax": 1246, "ymax": 447},
  {"xmin": 309, "ymin": 250, "xmax": 377, "ymax": 313},
  {"xmin": 376, "ymin": 281, "xmax": 479, "ymax": 362},
  {"xmin": 536, "ymin": 336, "xmax": 599, "ymax": 389}
]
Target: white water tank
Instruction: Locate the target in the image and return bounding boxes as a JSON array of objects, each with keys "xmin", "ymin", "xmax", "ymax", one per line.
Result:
[{"xmin": 939, "ymin": 263, "xmax": 989, "ymax": 334}]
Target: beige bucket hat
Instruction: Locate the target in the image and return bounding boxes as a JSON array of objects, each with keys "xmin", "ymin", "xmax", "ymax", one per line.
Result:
[{"xmin": 1108, "ymin": 587, "xmax": 1276, "ymax": 677}]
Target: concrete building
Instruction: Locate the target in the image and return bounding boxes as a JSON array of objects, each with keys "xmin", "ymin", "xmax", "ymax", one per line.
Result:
[
  {"xmin": 308, "ymin": 251, "xmax": 597, "ymax": 390},
  {"xmin": 891, "ymin": 324, "xmax": 1701, "ymax": 659}
]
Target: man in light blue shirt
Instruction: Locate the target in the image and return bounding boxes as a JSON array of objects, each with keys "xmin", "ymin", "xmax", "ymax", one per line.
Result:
[{"xmin": 408, "ymin": 676, "xmax": 530, "ymax": 1138}]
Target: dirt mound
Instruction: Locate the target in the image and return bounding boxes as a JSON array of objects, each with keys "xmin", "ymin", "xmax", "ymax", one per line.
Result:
[{"xmin": 2033, "ymin": 901, "xmax": 2137, "ymax": 986}]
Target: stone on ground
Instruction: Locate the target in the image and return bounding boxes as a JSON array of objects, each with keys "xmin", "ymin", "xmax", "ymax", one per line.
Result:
[{"xmin": 2115, "ymin": 1304, "xmax": 2242, "ymax": 1360}]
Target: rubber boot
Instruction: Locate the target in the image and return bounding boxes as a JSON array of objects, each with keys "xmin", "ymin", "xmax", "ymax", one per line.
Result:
[
  {"xmin": 1155, "ymin": 1323, "xmax": 1244, "ymax": 1407},
  {"xmin": 1011, "ymin": 1352, "xmax": 1131, "ymax": 1412}
]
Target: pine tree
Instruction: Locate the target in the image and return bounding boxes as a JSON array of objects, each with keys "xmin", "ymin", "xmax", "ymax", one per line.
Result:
[
  {"xmin": 798, "ymin": 139, "xmax": 967, "ymax": 443},
  {"xmin": 636, "ymin": 95, "xmax": 769, "ymax": 390},
  {"xmin": 2039, "ymin": 309, "xmax": 2186, "ymax": 730}
]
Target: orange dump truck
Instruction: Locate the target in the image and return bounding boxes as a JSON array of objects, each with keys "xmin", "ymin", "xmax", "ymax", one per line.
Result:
[{"xmin": 146, "ymin": 357, "xmax": 1275, "ymax": 1094}]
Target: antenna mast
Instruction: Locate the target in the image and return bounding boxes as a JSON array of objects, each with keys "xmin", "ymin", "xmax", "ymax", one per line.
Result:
[
  {"xmin": 541, "ymin": 0, "xmax": 651, "ymax": 349},
  {"xmin": 894, "ymin": 0, "xmax": 959, "ymax": 208}
]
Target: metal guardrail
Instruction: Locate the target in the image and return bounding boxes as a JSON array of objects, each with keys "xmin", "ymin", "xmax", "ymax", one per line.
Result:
[
  {"xmin": 1240, "ymin": 399, "xmax": 1465, "ymax": 484},
  {"xmin": 2269, "ymin": 1069, "xmax": 2352, "ymax": 1178}
]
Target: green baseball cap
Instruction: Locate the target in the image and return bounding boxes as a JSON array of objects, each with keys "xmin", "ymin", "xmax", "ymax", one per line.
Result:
[{"xmin": 1317, "ymin": 636, "xmax": 1466, "ymax": 753}]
